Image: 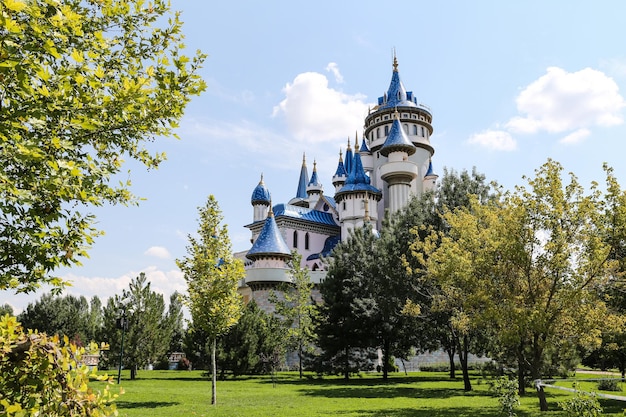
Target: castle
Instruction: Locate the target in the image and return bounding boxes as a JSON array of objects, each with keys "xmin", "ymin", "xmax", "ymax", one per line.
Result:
[{"xmin": 237, "ymin": 57, "xmax": 438, "ymax": 310}]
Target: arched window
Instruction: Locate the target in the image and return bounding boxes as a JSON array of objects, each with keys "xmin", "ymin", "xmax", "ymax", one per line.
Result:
[
  {"xmin": 421, "ymin": 126, "xmax": 425, "ymax": 136},
  {"xmin": 312, "ymin": 263, "xmax": 319, "ymax": 271},
  {"xmin": 293, "ymin": 230, "xmax": 298, "ymax": 248},
  {"xmin": 305, "ymin": 232, "xmax": 310, "ymax": 250},
  {"xmin": 384, "ymin": 125, "xmax": 389, "ymax": 136},
  {"xmin": 376, "ymin": 128, "xmax": 380, "ymax": 139},
  {"xmin": 403, "ymin": 124, "xmax": 408, "ymax": 134},
  {"xmin": 413, "ymin": 125, "xmax": 418, "ymax": 135}
]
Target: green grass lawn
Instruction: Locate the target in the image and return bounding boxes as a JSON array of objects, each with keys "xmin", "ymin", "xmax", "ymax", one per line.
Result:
[{"xmin": 95, "ymin": 370, "xmax": 626, "ymax": 417}]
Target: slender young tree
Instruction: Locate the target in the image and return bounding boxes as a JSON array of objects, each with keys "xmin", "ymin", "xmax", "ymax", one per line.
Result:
[
  {"xmin": 177, "ymin": 195, "xmax": 244, "ymax": 405},
  {"xmin": 270, "ymin": 251, "xmax": 317, "ymax": 378}
]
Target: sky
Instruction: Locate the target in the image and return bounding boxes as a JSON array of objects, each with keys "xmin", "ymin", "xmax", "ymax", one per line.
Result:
[{"xmin": 4, "ymin": 0, "xmax": 626, "ymax": 314}]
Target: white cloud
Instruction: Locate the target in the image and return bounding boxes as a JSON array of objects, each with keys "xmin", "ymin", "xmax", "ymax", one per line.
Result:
[
  {"xmin": 63, "ymin": 267, "xmax": 186, "ymax": 304},
  {"xmin": 467, "ymin": 130, "xmax": 517, "ymax": 151},
  {"xmin": 506, "ymin": 67, "xmax": 625, "ymax": 134},
  {"xmin": 144, "ymin": 246, "xmax": 171, "ymax": 259},
  {"xmin": 560, "ymin": 128, "xmax": 591, "ymax": 145},
  {"xmin": 272, "ymin": 69, "xmax": 369, "ymax": 143},
  {"xmin": 325, "ymin": 62, "xmax": 344, "ymax": 83}
]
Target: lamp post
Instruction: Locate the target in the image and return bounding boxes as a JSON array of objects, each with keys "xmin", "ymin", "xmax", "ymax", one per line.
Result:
[{"xmin": 116, "ymin": 297, "xmax": 131, "ymax": 384}]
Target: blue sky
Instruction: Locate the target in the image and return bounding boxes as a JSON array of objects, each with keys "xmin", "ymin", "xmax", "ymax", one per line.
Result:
[{"xmin": 4, "ymin": 0, "xmax": 626, "ymax": 313}]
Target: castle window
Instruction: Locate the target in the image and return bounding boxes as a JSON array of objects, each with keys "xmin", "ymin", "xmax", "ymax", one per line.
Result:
[
  {"xmin": 413, "ymin": 125, "xmax": 418, "ymax": 135},
  {"xmin": 312, "ymin": 263, "xmax": 319, "ymax": 271},
  {"xmin": 421, "ymin": 126, "xmax": 425, "ymax": 136},
  {"xmin": 343, "ymin": 201, "xmax": 346, "ymax": 210},
  {"xmin": 384, "ymin": 126, "xmax": 389, "ymax": 136},
  {"xmin": 403, "ymin": 124, "xmax": 408, "ymax": 134},
  {"xmin": 305, "ymin": 232, "xmax": 310, "ymax": 250},
  {"xmin": 293, "ymin": 230, "xmax": 298, "ymax": 248},
  {"xmin": 376, "ymin": 128, "xmax": 380, "ymax": 139}
]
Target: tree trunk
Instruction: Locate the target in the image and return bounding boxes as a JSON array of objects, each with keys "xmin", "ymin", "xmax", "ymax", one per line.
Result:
[
  {"xmin": 211, "ymin": 336, "xmax": 217, "ymax": 405},
  {"xmin": 299, "ymin": 342, "xmax": 303, "ymax": 379},
  {"xmin": 130, "ymin": 365, "xmax": 136, "ymax": 380},
  {"xmin": 382, "ymin": 339, "xmax": 390, "ymax": 381},
  {"xmin": 344, "ymin": 346, "xmax": 350, "ymax": 380},
  {"xmin": 446, "ymin": 345, "xmax": 456, "ymax": 379},
  {"xmin": 517, "ymin": 340, "xmax": 526, "ymax": 395},
  {"xmin": 458, "ymin": 334, "xmax": 471, "ymax": 391}
]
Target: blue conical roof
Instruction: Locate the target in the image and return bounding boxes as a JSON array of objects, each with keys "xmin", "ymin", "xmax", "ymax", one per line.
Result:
[
  {"xmin": 380, "ymin": 117, "xmax": 416, "ymax": 157},
  {"xmin": 344, "ymin": 140, "xmax": 353, "ymax": 177},
  {"xmin": 334, "ymin": 151, "xmax": 347, "ymax": 177},
  {"xmin": 251, "ymin": 175, "xmax": 271, "ymax": 205},
  {"xmin": 295, "ymin": 154, "xmax": 308, "ymax": 199},
  {"xmin": 377, "ymin": 57, "xmax": 419, "ymax": 110},
  {"xmin": 246, "ymin": 208, "xmax": 291, "ymax": 260},
  {"xmin": 308, "ymin": 162, "xmax": 321, "ymax": 187},
  {"xmin": 336, "ymin": 153, "xmax": 381, "ymax": 196},
  {"xmin": 359, "ymin": 137, "xmax": 370, "ymax": 153},
  {"xmin": 425, "ymin": 159, "xmax": 437, "ymax": 178}
]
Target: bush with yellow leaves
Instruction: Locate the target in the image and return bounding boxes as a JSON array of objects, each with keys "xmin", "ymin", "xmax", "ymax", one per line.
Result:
[{"xmin": 0, "ymin": 314, "xmax": 120, "ymax": 416}]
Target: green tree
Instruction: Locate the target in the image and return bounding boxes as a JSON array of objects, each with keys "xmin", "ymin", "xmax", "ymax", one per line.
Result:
[
  {"xmin": 317, "ymin": 226, "xmax": 378, "ymax": 379},
  {"xmin": 217, "ymin": 300, "xmax": 287, "ymax": 377},
  {"xmin": 0, "ymin": 303, "xmax": 12, "ymax": 316},
  {"xmin": 418, "ymin": 160, "xmax": 611, "ymax": 394},
  {"xmin": 177, "ymin": 195, "xmax": 244, "ymax": 405},
  {"xmin": 0, "ymin": 0, "xmax": 206, "ymax": 293},
  {"xmin": 99, "ymin": 273, "xmax": 174, "ymax": 380},
  {"xmin": 270, "ymin": 251, "xmax": 318, "ymax": 378},
  {"xmin": 18, "ymin": 292, "xmax": 102, "ymax": 345},
  {"xmin": 0, "ymin": 314, "xmax": 118, "ymax": 416}
]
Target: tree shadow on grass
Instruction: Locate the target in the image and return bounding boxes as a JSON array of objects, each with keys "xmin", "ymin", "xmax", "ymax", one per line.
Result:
[
  {"xmin": 330, "ymin": 406, "xmax": 500, "ymax": 417},
  {"xmin": 115, "ymin": 401, "xmax": 180, "ymax": 409},
  {"xmin": 298, "ymin": 385, "xmax": 486, "ymax": 400}
]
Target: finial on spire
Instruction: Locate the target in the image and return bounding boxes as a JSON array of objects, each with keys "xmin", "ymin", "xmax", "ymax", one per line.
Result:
[
  {"xmin": 259, "ymin": 173, "xmax": 264, "ymax": 184},
  {"xmin": 339, "ymin": 149, "xmax": 343, "ymax": 161},
  {"xmin": 392, "ymin": 48, "xmax": 398, "ymax": 72},
  {"xmin": 313, "ymin": 160, "xmax": 317, "ymax": 171},
  {"xmin": 301, "ymin": 153, "xmax": 306, "ymax": 166},
  {"xmin": 268, "ymin": 200, "xmax": 274, "ymax": 216},
  {"xmin": 347, "ymin": 136, "xmax": 351, "ymax": 149}
]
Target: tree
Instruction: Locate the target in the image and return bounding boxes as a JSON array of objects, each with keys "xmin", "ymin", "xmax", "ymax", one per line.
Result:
[
  {"xmin": 217, "ymin": 300, "xmax": 287, "ymax": 377},
  {"xmin": 0, "ymin": 303, "xmax": 12, "ymax": 316},
  {"xmin": 99, "ymin": 273, "xmax": 174, "ymax": 379},
  {"xmin": 177, "ymin": 195, "xmax": 244, "ymax": 405},
  {"xmin": 270, "ymin": 251, "xmax": 318, "ymax": 378},
  {"xmin": 0, "ymin": 314, "xmax": 118, "ymax": 416},
  {"xmin": 404, "ymin": 167, "xmax": 494, "ymax": 388},
  {"xmin": 418, "ymin": 160, "xmax": 612, "ymax": 394},
  {"xmin": 0, "ymin": 0, "xmax": 206, "ymax": 293},
  {"xmin": 317, "ymin": 226, "xmax": 378, "ymax": 379},
  {"xmin": 18, "ymin": 292, "xmax": 102, "ymax": 345}
]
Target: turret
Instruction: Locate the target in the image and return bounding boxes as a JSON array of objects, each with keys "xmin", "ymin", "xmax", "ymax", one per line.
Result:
[
  {"xmin": 251, "ymin": 174, "xmax": 271, "ymax": 223},
  {"xmin": 306, "ymin": 160, "xmax": 323, "ymax": 207},
  {"xmin": 245, "ymin": 204, "xmax": 292, "ymax": 287},
  {"xmin": 423, "ymin": 158, "xmax": 439, "ymax": 193},
  {"xmin": 358, "ymin": 131, "xmax": 373, "ymax": 176},
  {"xmin": 379, "ymin": 111, "xmax": 418, "ymax": 214},
  {"xmin": 335, "ymin": 153, "xmax": 382, "ymax": 239},
  {"xmin": 332, "ymin": 150, "xmax": 347, "ymax": 193}
]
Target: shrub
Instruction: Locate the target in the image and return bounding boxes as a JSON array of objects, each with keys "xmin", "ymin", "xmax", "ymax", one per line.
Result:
[
  {"xmin": 597, "ymin": 379, "xmax": 621, "ymax": 392},
  {"xmin": 0, "ymin": 314, "xmax": 120, "ymax": 416},
  {"xmin": 488, "ymin": 376, "xmax": 519, "ymax": 417},
  {"xmin": 559, "ymin": 383, "xmax": 603, "ymax": 417}
]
